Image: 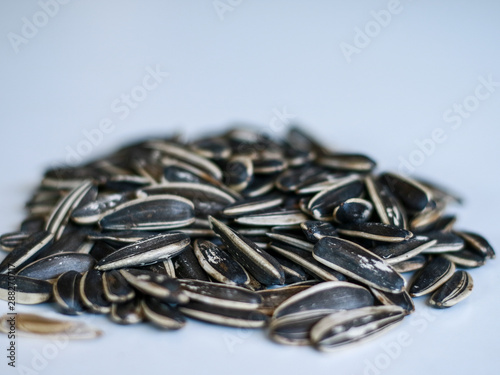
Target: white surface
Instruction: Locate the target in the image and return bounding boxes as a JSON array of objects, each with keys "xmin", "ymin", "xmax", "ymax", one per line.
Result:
[{"xmin": 1, "ymin": 1, "xmax": 499, "ymax": 374}]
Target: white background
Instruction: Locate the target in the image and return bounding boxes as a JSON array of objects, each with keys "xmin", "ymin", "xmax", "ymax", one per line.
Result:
[{"xmin": 1, "ymin": 1, "xmax": 499, "ymax": 374}]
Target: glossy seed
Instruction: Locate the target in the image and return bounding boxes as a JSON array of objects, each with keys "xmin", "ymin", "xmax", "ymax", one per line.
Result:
[
  {"xmin": 269, "ymin": 242, "xmax": 345, "ymax": 282},
  {"xmin": 454, "ymin": 231, "xmax": 495, "ymax": 259},
  {"xmin": 178, "ymin": 301, "xmax": 268, "ymax": 328},
  {"xmin": 392, "ymin": 254, "xmax": 427, "ymax": 273},
  {"xmin": 313, "ymin": 237, "xmax": 406, "ymax": 293},
  {"xmin": 16, "ymin": 253, "xmax": 95, "ymax": 280},
  {"xmin": 273, "ymin": 281, "xmax": 374, "ymax": 319},
  {"xmin": 142, "ymin": 296, "xmax": 186, "ymax": 330},
  {"xmin": 370, "ymin": 288, "xmax": 415, "ymax": 314},
  {"xmin": 429, "ymin": 270, "xmax": 473, "ymax": 308},
  {"xmin": 310, "ymin": 305, "xmax": 405, "ymax": 351},
  {"xmin": 79, "ymin": 270, "xmax": 111, "ymax": 314},
  {"xmin": 172, "ymin": 245, "xmax": 210, "ymax": 281},
  {"xmin": 337, "ymin": 222, "xmax": 413, "ymax": 243},
  {"xmin": 120, "ymin": 269, "xmax": 188, "ymax": 304},
  {"xmin": 110, "ymin": 298, "xmax": 143, "ymax": 325},
  {"xmin": 226, "ymin": 156, "xmax": 253, "ymax": 192},
  {"xmin": 370, "ymin": 236, "xmax": 437, "ymax": 264},
  {"xmin": 333, "ymin": 198, "xmax": 373, "ymax": 224},
  {"xmin": 234, "ymin": 210, "xmax": 309, "ymax": 227},
  {"xmin": 193, "ymin": 239, "xmax": 250, "ymax": 286},
  {"xmin": 441, "ymin": 249, "xmax": 486, "ymax": 268},
  {"xmin": 365, "ymin": 175, "xmax": 407, "ymax": 229},
  {"xmin": 300, "ymin": 221, "xmax": 337, "ymax": 242},
  {"xmin": 421, "ymin": 231, "xmax": 465, "ymax": 253},
  {"xmin": 223, "ymin": 194, "xmax": 284, "ymax": 217},
  {"xmin": 208, "ymin": 216, "xmax": 285, "ymax": 285},
  {"xmin": 102, "ymin": 270, "xmax": 136, "ymax": 303},
  {"xmin": 99, "ymin": 195, "xmax": 195, "ymax": 231},
  {"xmin": 257, "ymin": 283, "xmax": 315, "ymax": 315},
  {"xmin": 178, "ymin": 279, "xmax": 262, "ymax": 310},
  {"xmin": 96, "ymin": 232, "xmax": 190, "ymax": 271},
  {"xmin": 0, "ymin": 274, "xmax": 52, "ymax": 304},
  {"xmin": 381, "ymin": 172, "xmax": 432, "ymax": 212},
  {"xmin": 409, "ymin": 257, "xmax": 455, "ymax": 297},
  {"xmin": 0, "ymin": 231, "xmax": 54, "ymax": 273},
  {"xmin": 53, "ymin": 271, "xmax": 84, "ymax": 315}
]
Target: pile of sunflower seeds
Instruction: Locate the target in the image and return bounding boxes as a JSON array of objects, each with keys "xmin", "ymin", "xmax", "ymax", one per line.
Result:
[{"xmin": 0, "ymin": 127, "xmax": 495, "ymax": 351}]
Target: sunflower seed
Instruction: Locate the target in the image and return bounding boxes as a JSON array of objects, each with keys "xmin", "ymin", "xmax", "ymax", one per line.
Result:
[
  {"xmin": 337, "ymin": 222, "xmax": 413, "ymax": 243},
  {"xmin": 421, "ymin": 231, "xmax": 465, "ymax": 253},
  {"xmin": 0, "ymin": 274, "xmax": 52, "ymax": 304},
  {"xmin": 179, "ymin": 301, "xmax": 268, "ymax": 328},
  {"xmin": 223, "ymin": 194, "xmax": 284, "ymax": 217},
  {"xmin": 365, "ymin": 175, "xmax": 407, "ymax": 229},
  {"xmin": 273, "ymin": 281, "xmax": 374, "ymax": 319},
  {"xmin": 193, "ymin": 239, "xmax": 250, "ymax": 286},
  {"xmin": 234, "ymin": 210, "xmax": 308, "ymax": 227},
  {"xmin": 102, "ymin": 270, "xmax": 136, "ymax": 303},
  {"xmin": 110, "ymin": 298, "xmax": 143, "ymax": 325},
  {"xmin": 310, "ymin": 305, "xmax": 405, "ymax": 351},
  {"xmin": 317, "ymin": 153, "xmax": 376, "ymax": 172},
  {"xmin": 392, "ymin": 254, "xmax": 427, "ymax": 273},
  {"xmin": 71, "ymin": 192, "xmax": 132, "ymax": 224},
  {"xmin": 370, "ymin": 236, "xmax": 437, "ymax": 264},
  {"xmin": 441, "ymin": 249, "xmax": 486, "ymax": 268},
  {"xmin": 266, "ymin": 232, "xmax": 314, "ymax": 252},
  {"xmin": 308, "ymin": 177, "xmax": 364, "ymax": 221},
  {"xmin": 333, "ymin": 198, "xmax": 373, "ymax": 224},
  {"xmin": 313, "ymin": 237, "xmax": 406, "ymax": 293},
  {"xmin": 99, "ymin": 195, "xmax": 195, "ymax": 231},
  {"xmin": 172, "ymin": 245, "xmax": 210, "ymax": 281},
  {"xmin": 142, "ymin": 296, "xmax": 186, "ymax": 330},
  {"xmin": 139, "ymin": 182, "xmax": 236, "ymax": 216},
  {"xmin": 190, "ymin": 137, "xmax": 231, "ymax": 160},
  {"xmin": 16, "ymin": 253, "xmax": 95, "ymax": 280},
  {"xmin": 79, "ymin": 270, "xmax": 111, "ymax": 314},
  {"xmin": 300, "ymin": 221, "xmax": 337, "ymax": 242},
  {"xmin": 369, "ymin": 288, "xmax": 415, "ymax": 314},
  {"xmin": 208, "ymin": 216, "xmax": 285, "ymax": 285},
  {"xmin": 178, "ymin": 279, "xmax": 262, "ymax": 310},
  {"xmin": 0, "ymin": 313, "xmax": 102, "ymax": 340},
  {"xmin": 257, "ymin": 283, "xmax": 316, "ymax": 315},
  {"xmin": 53, "ymin": 271, "xmax": 84, "ymax": 315},
  {"xmin": 381, "ymin": 172, "xmax": 432, "ymax": 212},
  {"xmin": 269, "ymin": 309, "xmax": 335, "ymax": 346},
  {"xmin": 454, "ymin": 231, "xmax": 495, "ymax": 259},
  {"xmin": 409, "ymin": 257, "xmax": 455, "ymax": 297},
  {"xmin": 429, "ymin": 270, "xmax": 473, "ymax": 308},
  {"xmin": 269, "ymin": 241, "xmax": 345, "ymax": 282},
  {"xmin": 0, "ymin": 231, "xmax": 30, "ymax": 252},
  {"xmin": 120, "ymin": 269, "xmax": 188, "ymax": 304},
  {"xmin": 225, "ymin": 156, "xmax": 253, "ymax": 192},
  {"xmin": 0, "ymin": 231, "xmax": 54, "ymax": 273},
  {"xmin": 96, "ymin": 232, "xmax": 190, "ymax": 271}
]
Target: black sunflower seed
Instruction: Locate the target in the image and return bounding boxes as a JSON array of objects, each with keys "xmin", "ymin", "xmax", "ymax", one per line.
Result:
[
  {"xmin": 370, "ymin": 236, "xmax": 437, "ymax": 264},
  {"xmin": 300, "ymin": 221, "xmax": 337, "ymax": 242},
  {"xmin": 273, "ymin": 281, "xmax": 374, "ymax": 319},
  {"xmin": 429, "ymin": 270, "xmax": 473, "ymax": 308},
  {"xmin": 96, "ymin": 232, "xmax": 190, "ymax": 271},
  {"xmin": 381, "ymin": 172, "xmax": 432, "ymax": 212},
  {"xmin": 119, "ymin": 269, "xmax": 188, "ymax": 304},
  {"xmin": 178, "ymin": 301, "xmax": 268, "ymax": 328},
  {"xmin": 409, "ymin": 257, "xmax": 455, "ymax": 297},
  {"xmin": 53, "ymin": 271, "xmax": 84, "ymax": 315},
  {"xmin": 0, "ymin": 274, "xmax": 52, "ymax": 304},
  {"xmin": 369, "ymin": 288, "xmax": 415, "ymax": 314},
  {"xmin": 313, "ymin": 237, "xmax": 406, "ymax": 293},
  {"xmin": 234, "ymin": 210, "xmax": 309, "ymax": 226},
  {"xmin": 392, "ymin": 254, "xmax": 427, "ymax": 273},
  {"xmin": 223, "ymin": 194, "xmax": 284, "ymax": 217},
  {"xmin": 102, "ymin": 270, "xmax": 136, "ymax": 303},
  {"xmin": 454, "ymin": 231, "xmax": 495, "ymax": 259},
  {"xmin": 16, "ymin": 253, "xmax": 95, "ymax": 280},
  {"xmin": 365, "ymin": 175, "xmax": 407, "ymax": 229},
  {"xmin": 310, "ymin": 305, "xmax": 405, "ymax": 352},
  {"xmin": 337, "ymin": 222, "xmax": 413, "ymax": 243},
  {"xmin": 317, "ymin": 153, "xmax": 376, "ymax": 172},
  {"xmin": 79, "ymin": 270, "xmax": 111, "ymax": 314},
  {"xmin": 172, "ymin": 245, "xmax": 211, "ymax": 281},
  {"xmin": 99, "ymin": 195, "xmax": 195, "ymax": 231},
  {"xmin": 109, "ymin": 298, "xmax": 143, "ymax": 325},
  {"xmin": 141, "ymin": 296, "xmax": 186, "ymax": 330},
  {"xmin": 178, "ymin": 279, "xmax": 262, "ymax": 310},
  {"xmin": 333, "ymin": 198, "xmax": 373, "ymax": 224},
  {"xmin": 193, "ymin": 239, "xmax": 250, "ymax": 286},
  {"xmin": 208, "ymin": 216, "xmax": 285, "ymax": 285},
  {"xmin": 0, "ymin": 231, "xmax": 54, "ymax": 273},
  {"xmin": 257, "ymin": 283, "xmax": 315, "ymax": 316}
]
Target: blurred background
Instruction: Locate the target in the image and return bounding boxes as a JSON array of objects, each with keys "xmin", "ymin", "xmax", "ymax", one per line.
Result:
[{"xmin": 0, "ymin": 1, "xmax": 499, "ymax": 374}]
